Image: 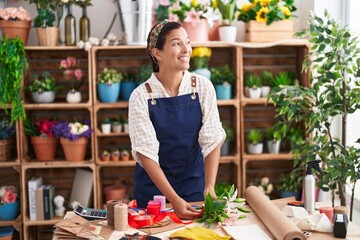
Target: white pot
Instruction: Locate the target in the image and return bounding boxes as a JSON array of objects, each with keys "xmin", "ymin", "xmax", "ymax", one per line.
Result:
[
  {"xmin": 101, "ymin": 123, "xmax": 111, "ymax": 134},
  {"xmin": 123, "ymin": 123, "xmax": 129, "ymax": 133},
  {"xmin": 249, "ymin": 87, "xmax": 262, "ymax": 98},
  {"xmin": 66, "ymin": 90, "xmax": 81, "ymax": 103},
  {"xmin": 247, "ymin": 143, "xmax": 263, "ymax": 154},
  {"xmin": 218, "ymin": 25, "xmax": 237, "ymax": 42},
  {"xmin": 267, "ymin": 140, "xmax": 281, "ymax": 154},
  {"xmin": 261, "ymin": 86, "xmax": 271, "ymax": 98},
  {"xmin": 112, "ymin": 124, "xmax": 122, "ymax": 133},
  {"xmin": 32, "ymin": 91, "xmax": 56, "ymax": 103}
]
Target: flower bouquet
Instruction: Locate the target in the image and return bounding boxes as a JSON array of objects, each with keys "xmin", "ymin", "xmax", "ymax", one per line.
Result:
[
  {"xmin": 0, "ymin": 185, "xmax": 20, "ymax": 220},
  {"xmin": 24, "ymin": 118, "xmax": 59, "ymax": 161},
  {"xmin": 52, "ymin": 120, "xmax": 92, "ymax": 162},
  {"xmin": 59, "ymin": 56, "xmax": 84, "ymax": 103},
  {"xmin": 191, "ymin": 47, "xmax": 212, "ymax": 79},
  {"xmin": 0, "ymin": 7, "xmax": 32, "ymax": 44}
]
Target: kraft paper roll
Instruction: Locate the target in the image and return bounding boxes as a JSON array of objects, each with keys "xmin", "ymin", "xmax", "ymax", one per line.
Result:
[
  {"xmin": 106, "ymin": 200, "xmax": 122, "ymax": 227},
  {"xmin": 114, "ymin": 203, "xmax": 128, "ymax": 231},
  {"xmin": 244, "ymin": 186, "xmax": 306, "ymax": 240}
]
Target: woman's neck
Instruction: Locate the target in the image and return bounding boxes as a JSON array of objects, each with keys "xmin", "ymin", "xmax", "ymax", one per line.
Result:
[{"xmin": 156, "ymin": 70, "xmax": 184, "ymax": 96}]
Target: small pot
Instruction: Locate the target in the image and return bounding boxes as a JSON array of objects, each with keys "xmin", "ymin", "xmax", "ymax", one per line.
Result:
[
  {"xmin": 247, "ymin": 143, "xmax": 263, "ymax": 154},
  {"xmin": 101, "ymin": 123, "xmax": 111, "ymax": 134},
  {"xmin": 104, "ymin": 184, "xmax": 127, "ymax": 202}
]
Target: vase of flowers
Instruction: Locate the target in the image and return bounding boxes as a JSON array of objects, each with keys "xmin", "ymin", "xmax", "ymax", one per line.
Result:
[
  {"xmin": 24, "ymin": 118, "xmax": 58, "ymax": 161},
  {"xmin": 59, "ymin": 56, "xmax": 84, "ymax": 103},
  {"xmin": 168, "ymin": 0, "xmax": 211, "ymax": 42},
  {"xmin": 215, "ymin": 0, "xmax": 239, "ymax": 42},
  {"xmin": 52, "ymin": 120, "xmax": 92, "ymax": 162},
  {"xmin": 237, "ymin": 0, "xmax": 297, "ymax": 42},
  {"xmin": 0, "ymin": 185, "xmax": 20, "ymax": 220},
  {"xmin": 27, "ymin": 71, "xmax": 61, "ymax": 103},
  {"xmin": 192, "ymin": 47, "xmax": 212, "ymax": 79},
  {"xmin": 0, "ymin": 7, "xmax": 32, "ymax": 45}
]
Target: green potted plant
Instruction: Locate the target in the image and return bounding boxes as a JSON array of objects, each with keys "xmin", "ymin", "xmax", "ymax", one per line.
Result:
[
  {"xmin": 101, "ymin": 150, "xmax": 110, "ymax": 162},
  {"xmin": 111, "ymin": 149, "xmax": 120, "ymax": 161},
  {"xmin": 260, "ymin": 70, "xmax": 274, "ymax": 97},
  {"xmin": 0, "ymin": 119, "xmax": 16, "ymax": 162},
  {"xmin": 26, "ymin": 0, "xmax": 58, "ymax": 46},
  {"xmin": 120, "ymin": 113, "xmax": 128, "ymax": 133},
  {"xmin": 272, "ymin": 71, "xmax": 294, "ymax": 87},
  {"xmin": 265, "ymin": 126, "xmax": 282, "ymax": 154},
  {"xmin": 270, "ymin": 10, "xmax": 360, "ymax": 220},
  {"xmin": 101, "ymin": 118, "xmax": 111, "ymax": 134},
  {"xmin": 191, "ymin": 47, "xmax": 212, "ymax": 79},
  {"xmin": 136, "ymin": 64, "xmax": 152, "ymax": 85},
  {"xmin": 277, "ymin": 167, "xmax": 303, "ymax": 200},
  {"xmin": 210, "ymin": 64, "xmax": 236, "ymax": 99},
  {"xmin": 216, "ymin": 0, "xmax": 238, "ymax": 42},
  {"xmin": 221, "ymin": 124, "xmax": 234, "ymax": 156},
  {"xmin": 111, "ymin": 119, "xmax": 121, "ymax": 133},
  {"xmin": 27, "ymin": 71, "xmax": 61, "ymax": 103},
  {"xmin": 120, "ymin": 149, "xmax": 130, "ymax": 161},
  {"xmin": 121, "ymin": 72, "xmax": 137, "ymax": 101},
  {"xmin": 0, "ymin": 37, "xmax": 27, "ymax": 123},
  {"xmin": 246, "ymin": 129, "xmax": 263, "ymax": 154},
  {"xmin": 244, "ymin": 72, "xmax": 261, "ymax": 98},
  {"xmin": 97, "ymin": 68, "xmax": 123, "ymax": 103}
]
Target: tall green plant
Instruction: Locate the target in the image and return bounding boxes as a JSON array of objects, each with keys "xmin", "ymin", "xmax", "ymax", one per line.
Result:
[
  {"xmin": 269, "ymin": 10, "xmax": 360, "ymax": 220},
  {"xmin": 0, "ymin": 37, "xmax": 27, "ymax": 123}
]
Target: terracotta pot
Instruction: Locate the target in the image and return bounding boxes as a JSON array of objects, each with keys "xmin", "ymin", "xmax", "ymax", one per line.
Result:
[
  {"xmin": 182, "ymin": 19, "xmax": 209, "ymax": 42},
  {"xmin": 60, "ymin": 137, "xmax": 88, "ymax": 162},
  {"xmin": 101, "ymin": 155, "xmax": 110, "ymax": 162},
  {"xmin": 111, "ymin": 155, "xmax": 119, "ymax": 162},
  {"xmin": 104, "ymin": 184, "xmax": 127, "ymax": 202},
  {"xmin": 0, "ymin": 20, "xmax": 31, "ymax": 45},
  {"xmin": 31, "ymin": 136, "xmax": 58, "ymax": 161},
  {"xmin": 36, "ymin": 27, "xmax": 59, "ymax": 46}
]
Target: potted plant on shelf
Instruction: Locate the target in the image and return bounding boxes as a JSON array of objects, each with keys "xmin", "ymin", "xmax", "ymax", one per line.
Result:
[
  {"xmin": 52, "ymin": 119, "xmax": 92, "ymax": 162},
  {"xmin": 244, "ymin": 72, "xmax": 261, "ymax": 98},
  {"xmin": 97, "ymin": 68, "xmax": 123, "ymax": 103},
  {"xmin": 0, "ymin": 119, "xmax": 16, "ymax": 162},
  {"xmin": 273, "ymin": 71, "xmax": 294, "ymax": 87},
  {"xmin": 120, "ymin": 149, "xmax": 130, "ymax": 161},
  {"xmin": 136, "ymin": 64, "xmax": 152, "ymax": 85},
  {"xmin": 26, "ymin": 0, "xmax": 58, "ymax": 46},
  {"xmin": 0, "ymin": 7, "xmax": 32, "ymax": 45},
  {"xmin": 24, "ymin": 117, "xmax": 58, "ymax": 161},
  {"xmin": 101, "ymin": 118, "xmax": 111, "ymax": 134},
  {"xmin": 0, "ymin": 185, "xmax": 20, "ymax": 221},
  {"xmin": 246, "ymin": 128, "xmax": 263, "ymax": 154},
  {"xmin": 265, "ymin": 126, "xmax": 282, "ymax": 154},
  {"xmin": 27, "ymin": 71, "xmax": 61, "ymax": 103},
  {"xmin": 210, "ymin": 64, "xmax": 236, "ymax": 99},
  {"xmin": 111, "ymin": 119, "xmax": 121, "ymax": 133},
  {"xmin": 237, "ymin": 0, "xmax": 297, "ymax": 42},
  {"xmin": 221, "ymin": 124, "xmax": 234, "ymax": 156},
  {"xmin": 277, "ymin": 168, "xmax": 303, "ymax": 200},
  {"xmin": 101, "ymin": 150, "xmax": 110, "ymax": 162},
  {"xmin": 0, "ymin": 37, "xmax": 27, "ymax": 123},
  {"xmin": 260, "ymin": 70, "xmax": 274, "ymax": 98},
  {"xmin": 120, "ymin": 113, "xmax": 128, "ymax": 133},
  {"xmin": 59, "ymin": 56, "xmax": 84, "ymax": 103},
  {"xmin": 269, "ymin": 11, "xmax": 360, "ymax": 220},
  {"xmin": 111, "ymin": 149, "xmax": 120, "ymax": 162},
  {"xmin": 215, "ymin": 0, "xmax": 238, "ymax": 42},
  {"xmin": 120, "ymin": 72, "xmax": 137, "ymax": 101},
  {"xmin": 191, "ymin": 47, "xmax": 212, "ymax": 79}
]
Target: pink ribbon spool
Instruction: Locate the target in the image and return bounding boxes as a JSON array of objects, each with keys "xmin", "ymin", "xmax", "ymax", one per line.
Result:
[{"xmin": 146, "ymin": 201, "xmax": 161, "ymax": 217}]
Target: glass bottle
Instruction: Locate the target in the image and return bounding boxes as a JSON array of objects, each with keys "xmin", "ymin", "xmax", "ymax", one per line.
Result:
[
  {"xmin": 79, "ymin": 6, "xmax": 90, "ymax": 42},
  {"xmin": 64, "ymin": 4, "xmax": 76, "ymax": 46}
]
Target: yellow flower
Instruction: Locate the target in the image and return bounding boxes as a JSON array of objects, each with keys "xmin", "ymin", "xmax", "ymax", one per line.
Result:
[
  {"xmin": 192, "ymin": 47, "xmax": 212, "ymax": 58},
  {"xmin": 259, "ymin": 0, "xmax": 270, "ymax": 7},
  {"xmin": 281, "ymin": 6, "xmax": 291, "ymax": 17},
  {"xmin": 256, "ymin": 7, "xmax": 270, "ymax": 23},
  {"xmin": 241, "ymin": 3, "xmax": 253, "ymax": 12},
  {"xmin": 211, "ymin": 0, "xmax": 218, "ymax": 9},
  {"xmin": 191, "ymin": 0, "xmax": 198, "ymax": 7}
]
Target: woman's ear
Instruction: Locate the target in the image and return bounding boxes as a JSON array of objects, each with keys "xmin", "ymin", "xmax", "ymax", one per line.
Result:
[{"xmin": 151, "ymin": 48, "xmax": 161, "ymax": 61}]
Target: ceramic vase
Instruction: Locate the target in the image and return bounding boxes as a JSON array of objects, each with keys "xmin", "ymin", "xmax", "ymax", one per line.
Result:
[
  {"xmin": 0, "ymin": 200, "xmax": 20, "ymax": 220},
  {"xmin": 193, "ymin": 68, "xmax": 211, "ymax": 79},
  {"xmin": 219, "ymin": 25, "xmax": 237, "ymax": 42},
  {"xmin": 182, "ymin": 19, "xmax": 209, "ymax": 42},
  {"xmin": 31, "ymin": 91, "xmax": 56, "ymax": 103},
  {"xmin": 66, "ymin": 90, "xmax": 81, "ymax": 103}
]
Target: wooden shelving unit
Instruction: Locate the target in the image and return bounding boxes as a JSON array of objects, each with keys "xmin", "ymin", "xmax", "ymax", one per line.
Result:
[{"xmin": 0, "ymin": 40, "xmax": 309, "ymax": 240}]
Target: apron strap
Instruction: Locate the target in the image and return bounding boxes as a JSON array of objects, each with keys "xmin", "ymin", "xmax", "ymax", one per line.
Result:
[
  {"xmin": 145, "ymin": 83, "xmax": 157, "ymax": 105},
  {"xmin": 191, "ymin": 75, "xmax": 197, "ymax": 100}
]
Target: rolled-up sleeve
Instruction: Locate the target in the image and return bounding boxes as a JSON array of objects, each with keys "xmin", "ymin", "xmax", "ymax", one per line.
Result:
[
  {"xmin": 128, "ymin": 86, "xmax": 159, "ymax": 166},
  {"xmin": 198, "ymin": 77, "xmax": 226, "ymax": 158}
]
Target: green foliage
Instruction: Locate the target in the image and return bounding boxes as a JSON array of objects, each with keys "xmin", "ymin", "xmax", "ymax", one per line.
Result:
[
  {"xmin": 0, "ymin": 119, "xmax": 16, "ymax": 140},
  {"xmin": 273, "ymin": 72, "xmax": 294, "ymax": 87},
  {"xmin": 210, "ymin": 64, "xmax": 236, "ymax": 85},
  {"xmin": 136, "ymin": 64, "xmax": 152, "ymax": 83},
  {"xmin": 265, "ymin": 126, "xmax": 281, "ymax": 141},
  {"xmin": 246, "ymin": 129, "xmax": 263, "ymax": 144},
  {"xmin": 195, "ymin": 193, "xmax": 229, "ymax": 228},
  {"xmin": 27, "ymin": 71, "xmax": 61, "ymax": 92},
  {"xmin": 217, "ymin": 0, "xmax": 238, "ymax": 25},
  {"xmin": 97, "ymin": 68, "xmax": 123, "ymax": 84},
  {"xmin": 122, "ymin": 72, "xmax": 137, "ymax": 83},
  {"xmin": 33, "ymin": 8, "xmax": 56, "ymax": 27},
  {"xmin": 270, "ymin": 10, "xmax": 360, "ymax": 212},
  {"xmin": 0, "ymin": 37, "xmax": 27, "ymax": 123},
  {"xmin": 261, "ymin": 70, "xmax": 274, "ymax": 87},
  {"xmin": 102, "ymin": 118, "xmax": 111, "ymax": 124},
  {"xmin": 223, "ymin": 124, "xmax": 234, "ymax": 142},
  {"xmin": 276, "ymin": 167, "xmax": 304, "ymax": 192},
  {"xmin": 244, "ymin": 72, "xmax": 261, "ymax": 88},
  {"xmin": 215, "ymin": 182, "xmax": 232, "ymax": 197}
]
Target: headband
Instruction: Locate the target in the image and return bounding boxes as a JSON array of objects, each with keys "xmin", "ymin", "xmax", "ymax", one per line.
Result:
[{"xmin": 148, "ymin": 19, "xmax": 169, "ymax": 51}]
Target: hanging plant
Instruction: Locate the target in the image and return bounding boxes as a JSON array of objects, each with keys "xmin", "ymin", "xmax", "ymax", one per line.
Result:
[{"xmin": 0, "ymin": 37, "xmax": 27, "ymax": 123}]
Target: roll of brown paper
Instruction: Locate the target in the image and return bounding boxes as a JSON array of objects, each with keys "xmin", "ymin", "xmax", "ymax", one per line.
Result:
[{"xmin": 244, "ymin": 186, "xmax": 306, "ymax": 240}]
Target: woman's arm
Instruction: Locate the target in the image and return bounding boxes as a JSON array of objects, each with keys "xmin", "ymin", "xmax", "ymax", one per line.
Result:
[
  {"xmin": 204, "ymin": 144, "xmax": 221, "ymax": 199},
  {"xmin": 138, "ymin": 153, "xmax": 200, "ymax": 219}
]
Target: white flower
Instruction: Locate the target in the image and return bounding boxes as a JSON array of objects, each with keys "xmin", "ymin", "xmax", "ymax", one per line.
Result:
[
  {"xmin": 84, "ymin": 42, "xmax": 92, "ymax": 51},
  {"xmin": 101, "ymin": 39, "xmax": 110, "ymax": 46},
  {"xmin": 62, "ymin": 0, "xmax": 69, "ymax": 3},
  {"xmin": 266, "ymin": 183, "xmax": 273, "ymax": 194},
  {"xmin": 88, "ymin": 37, "xmax": 99, "ymax": 45},
  {"xmin": 77, "ymin": 40, "xmax": 85, "ymax": 49},
  {"xmin": 261, "ymin": 177, "xmax": 270, "ymax": 186}
]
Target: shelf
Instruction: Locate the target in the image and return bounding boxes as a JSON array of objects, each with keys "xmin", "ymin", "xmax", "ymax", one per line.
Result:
[
  {"xmin": 23, "ymin": 102, "xmax": 92, "ymax": 109},
  {"xmin": 23, "ymin": 216, "xmax": 64, "ymax": 226},
  {"xmin": 96, "ymin": 131, "xmax": 129, "ymax": 137},
  {"xmin": 0, "ymin": 218, "xmax": 21, "ymax": 227},
  {"xmin": 94, "ymin": 101, "xmax": 129, "ymax": 109},
  {"xmin": 21, "ymin": 161, "xmax": 96, "ymax": 169},
  {"xmin": 217, "ymin": 99, "xmax": 239, "ymax": 107},
  {"xmin": 219, "ymin": 156, "xmax": 239, "ymax": 164},
  {"xmin": 0, "ymin": 161, "xmax": 21, "ymax": 168},
  {"xmin": 97, "ymin": 161, "xmax": 136, "ymax": 167},
  {"xmin": 241, "ymin": 97, "xmax": 273, "ymax": 106},
  {"xmin": 243, "ymin": 153, "xmax": 293, "ymax": 161}
]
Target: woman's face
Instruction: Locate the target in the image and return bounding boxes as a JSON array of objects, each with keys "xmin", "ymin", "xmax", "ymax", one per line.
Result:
[{"xmin": 155, "ymin": 27, "xmax": 192, "ymax": 71}]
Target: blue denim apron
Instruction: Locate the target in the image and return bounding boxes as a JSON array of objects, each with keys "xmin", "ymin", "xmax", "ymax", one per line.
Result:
[{"xmin": 134, "ymin": 76, "xmax": 205, "ymax": 208}]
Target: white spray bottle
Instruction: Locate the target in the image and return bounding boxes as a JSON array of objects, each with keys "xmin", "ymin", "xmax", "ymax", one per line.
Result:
[{"xmin": 304, "ymin": 160, "xmax": 323, "ymax": 213}]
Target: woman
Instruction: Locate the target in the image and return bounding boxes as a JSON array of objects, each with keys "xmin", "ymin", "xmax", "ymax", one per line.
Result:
[{"xmin": 128, "ymin": 19, "xmax": 225, "ymax": 219}]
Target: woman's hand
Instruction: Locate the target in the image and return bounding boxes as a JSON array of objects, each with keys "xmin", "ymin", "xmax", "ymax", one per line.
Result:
[
  {"xmin": 172, "ymin": 198, "xmax": 200, "ymax": 220},
  {"xmin": 204, "ymin": 186, "xmax": 217, "ymax": 200}
]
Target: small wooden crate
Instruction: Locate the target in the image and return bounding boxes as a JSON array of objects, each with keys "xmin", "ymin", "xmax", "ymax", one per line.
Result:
[{"xmin": 245, "ymin": 20, "xmax": 294, "ymax": 42}]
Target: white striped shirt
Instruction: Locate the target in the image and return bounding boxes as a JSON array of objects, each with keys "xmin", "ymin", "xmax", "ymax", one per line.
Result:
[{"xmin": 128, "ymin": 70, "xmax": 225, "ymax": 166}]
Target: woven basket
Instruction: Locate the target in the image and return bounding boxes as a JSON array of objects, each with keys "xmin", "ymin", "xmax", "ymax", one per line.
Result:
[{"xmin": 0, "ymin": 139, "xmax": 12, "ymax": 162}]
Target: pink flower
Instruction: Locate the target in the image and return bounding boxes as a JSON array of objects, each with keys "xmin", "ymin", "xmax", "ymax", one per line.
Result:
[
  {"xmin": 3, "ymin": 190, "xmax": 17, "ymax": 204},
  {"xmin": 0, "ymin": 186, "xmax": 18, "ymax": 205},
  {"xmin": 168, "ymin": 13, "xmax": 180, "ymax": 22},
  {"xmin": 59, "ymin": 56, "xmax": 85, "ymax": 91},
  {"xmin": 74, "ymin": 69, "xmax": 83, "ymax": 81},
  {"xmin": 159, "ymin": 0, "xmax": 170, "ymax": 6},
  {"xmin": 0, "ymin": 7, "xmax": 32, "ymax": 21},
  {"xmin": 184, "ymin": 8, "xmax": 202, "ymax": 23}
]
